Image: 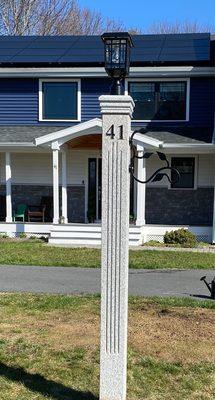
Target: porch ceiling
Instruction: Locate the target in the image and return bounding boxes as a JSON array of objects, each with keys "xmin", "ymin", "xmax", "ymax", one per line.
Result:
[{"xmin": 68, "ymin": 134, "xmax": 102, "ymax": 149}]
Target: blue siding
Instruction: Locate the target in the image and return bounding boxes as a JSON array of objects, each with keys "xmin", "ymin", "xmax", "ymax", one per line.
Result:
[
  {"xmin": 0, "ymin": 77, "xmax": 213, "ymax": 127},
  {"xmin": 81, "ymin": 78, "xmax": 110, "ymax": 121},
  {"xmin": 189, "ymin": 78, "xmax": 215, "ymax": 127},
  {"xmin": 0, "ymin": 79, "xmax": 38, "ymax": 124}
]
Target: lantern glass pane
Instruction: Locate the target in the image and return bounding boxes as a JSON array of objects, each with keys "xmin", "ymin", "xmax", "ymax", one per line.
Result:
[
  {"xmin": 105, "ymin": 44, "xmax": 111, "ymax": 63},
  {"xmin": 120, "ymin": 42, "xmax": 126, "ymax": 64},
  {"xmin": 112, "ymin": 41, "xmax": 120, "ymax": 64}
]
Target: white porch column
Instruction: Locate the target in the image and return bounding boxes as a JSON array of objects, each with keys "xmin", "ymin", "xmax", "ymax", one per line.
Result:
[
  {"xmin": 136, "ymin": 145, "xmax": 146, "ymax": 226},
  {"xmin": 61, "ymin": 149, "xmax": 68, "ymax": 223},
  {"xmin": 99, "ymin": 95, "xmax": 134, "ymax": 400},
  {"xmin": 52, "ymin": 142, "xmax": 60, "ymax": 224},
  {"xmin": 5, "ymin": 152, "xmax": 12, "ymax": 223}
]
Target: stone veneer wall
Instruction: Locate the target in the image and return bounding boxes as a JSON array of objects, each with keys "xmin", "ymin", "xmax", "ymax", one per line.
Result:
[
  {"xmin": 145, "ymin": 187, "xmax": 214, "ymax": 226},
  {"xmin": 0, "ymin": 185, "xmax": 85, "ymax": 223},
  {"xmin": 0, "ymin": 185, "xmax": 213, "ymax": 226},
  {"xmin": 67, "ymin": 186, "xmax": 85, "ymax": 223}
]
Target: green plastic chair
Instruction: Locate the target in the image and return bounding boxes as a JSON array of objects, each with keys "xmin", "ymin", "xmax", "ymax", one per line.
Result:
[{"xmin": 13, "ymin": 204, "xmax": 27, "ymax": 222}]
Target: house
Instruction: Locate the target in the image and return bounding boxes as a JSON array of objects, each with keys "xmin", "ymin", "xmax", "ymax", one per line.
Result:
[{"xmin": 0, "ymin": 33, "xmax": 214, "ymax": 245}]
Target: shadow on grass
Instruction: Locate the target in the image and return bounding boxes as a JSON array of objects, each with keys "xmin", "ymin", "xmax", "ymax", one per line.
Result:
[
  {"xmin": 0, "ymin": 362, "xmax": 98, "ymax": 400},
  {"xmin": 190, "ymin": 294, "xmax": 214, "ymax": 300}
]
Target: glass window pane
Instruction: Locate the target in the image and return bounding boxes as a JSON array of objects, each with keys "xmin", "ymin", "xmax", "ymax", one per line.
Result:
[
  {"xmin": 171, "ymin": 157, "xmax": 195, "ymax": 188},
  {"xmin": 129, "ymin": 82, "xmax": 156, "ymax": 120},
  {"xmin": 157, "ymin": 82, "xmax": 186, "ymax": 120},
  {"xmin": 43, "ymin": 82, "xmax": 78, "ymax": 120}
]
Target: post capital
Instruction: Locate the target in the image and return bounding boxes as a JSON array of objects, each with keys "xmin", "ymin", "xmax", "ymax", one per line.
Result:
[
  {"xmin": 51, "ymin": 141, "xmax": 60, "ymax": 151},
  {"xmin": 99, "ymin": 95, "xmax": 135, "ymax": 117}
]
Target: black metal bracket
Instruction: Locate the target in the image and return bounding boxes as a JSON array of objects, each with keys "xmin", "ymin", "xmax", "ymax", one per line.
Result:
[{"xmin": 129, "ymin": 131, "xmax": 180, "ymax": 185}]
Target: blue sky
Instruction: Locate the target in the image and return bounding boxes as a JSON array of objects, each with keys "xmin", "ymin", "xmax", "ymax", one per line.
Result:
[{"xmin": 78, "ymin": 0, "xmax": 215, "ymax": 31}]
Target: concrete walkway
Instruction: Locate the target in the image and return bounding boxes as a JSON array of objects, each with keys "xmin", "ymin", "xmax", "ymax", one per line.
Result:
[{"xmin": 0, "ymin": 265, "xmax": 214, "ymax": 300}]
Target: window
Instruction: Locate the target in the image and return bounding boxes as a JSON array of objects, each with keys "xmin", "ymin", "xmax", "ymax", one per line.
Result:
[
  {"xmin": 128, "ymin": 80, "xmax": 188, "ymax": 121},
  {"xmin": 39, "ymin": 80, "xmax": 80, "ymax": 121},
  {"xmin": 171, "ymin": 157, "xmax": 195, "ymax": 189}
]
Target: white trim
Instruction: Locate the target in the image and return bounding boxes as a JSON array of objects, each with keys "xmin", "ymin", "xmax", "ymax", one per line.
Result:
[
  {"xmin": 125, "ymin": 77, "xmax": 190, "ymax": 122},
  {"xmin": 161, "ymin": 143, "xmax": 215, "ymax": 148},
  {"xmin": 39, "ymin": 78, "xmax": 81, "ymax": 122},
  {"xmin": 0, "ymin": 142, "xmax": 36, "ymax": 147},
  {"xmin": 160, "ymin": 143, "xmax": 215, "ymax": 154},
  {"xmin": 0, "ymin": 66, "xmax": 214, "ymax": 78}
]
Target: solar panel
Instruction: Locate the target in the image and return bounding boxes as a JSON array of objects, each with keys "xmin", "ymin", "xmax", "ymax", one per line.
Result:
[{"xmin": 0, "ymin": 33, "xmax": 210, "ymax": 64}]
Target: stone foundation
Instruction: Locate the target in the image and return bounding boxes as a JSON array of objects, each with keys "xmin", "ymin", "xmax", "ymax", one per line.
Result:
[{"xmin": 146, "ymin": 187, "xmax": 214, "ymax": 225}]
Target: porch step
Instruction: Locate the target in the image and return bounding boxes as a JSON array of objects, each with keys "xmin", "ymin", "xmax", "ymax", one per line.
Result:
[{"xmin": 49, "ymin": 224, "xmax": 142, "ymax": 246}]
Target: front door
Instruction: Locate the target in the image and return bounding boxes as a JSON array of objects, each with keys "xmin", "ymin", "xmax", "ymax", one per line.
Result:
[{"xmin": 88, "ymin": 158, "xmax": 102, "ymax": 222}]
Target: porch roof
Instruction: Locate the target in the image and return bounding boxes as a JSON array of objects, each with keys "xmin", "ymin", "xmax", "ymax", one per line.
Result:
[
  {"xmin": 34, "ymin": 119, "xmax": 163, "ymax": 149},
  {"xmin": 134, "ymin": 126, "xmax": 214, "ymax": 144},
  {"xmin": 0, "ymin": 121, "xmax": 213, "ymax": 150}
]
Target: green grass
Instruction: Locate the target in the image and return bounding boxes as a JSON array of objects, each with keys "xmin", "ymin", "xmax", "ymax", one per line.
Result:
[
  {"xmin": 0, "ymin": 293, "xmax": 214, "ymax": 400},
  {"xmin": 129, "ymin": 296, "xmax": 215, "ymax": 310},
  {"xmin": 0, "ymin": 240, "xmax": 214, "ymax": 269}
]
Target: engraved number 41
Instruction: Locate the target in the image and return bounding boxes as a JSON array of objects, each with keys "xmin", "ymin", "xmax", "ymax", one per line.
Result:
[{"xmin": 106, "ymin": 125, "xmax": 123, "ymax": 140}]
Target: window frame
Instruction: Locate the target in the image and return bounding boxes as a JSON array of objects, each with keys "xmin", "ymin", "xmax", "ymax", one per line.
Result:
[
  {"xmin": 169, "ymin": 155, "xmax": 198, "ymax": 190},
  {"xmin": 39, "ymin": 78, "xmax": 81, "ymax": 122},
  {"xmin": 125, "ymin": 78, "xmax": 190, "ymax": 122}
]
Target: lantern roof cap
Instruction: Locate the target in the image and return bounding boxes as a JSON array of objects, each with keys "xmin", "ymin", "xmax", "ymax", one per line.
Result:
[{"xmin": 101, "ymin": 32, "xmax": 134, "ymax": 47}]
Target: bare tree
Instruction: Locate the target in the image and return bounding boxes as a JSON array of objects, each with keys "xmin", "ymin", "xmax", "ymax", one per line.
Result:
[
  {"xmin": 147, "ymin": 20, "xmax": 214, "ymax": 34},
  {"xmin": 0, "ymin": 0, "xmax": 126, "ymax": 36}
]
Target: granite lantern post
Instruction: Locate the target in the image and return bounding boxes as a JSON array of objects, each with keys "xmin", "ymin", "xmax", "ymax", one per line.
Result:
[{"xmin": 99, "ymin": 32, "xmax": 134, "ymax": 400}]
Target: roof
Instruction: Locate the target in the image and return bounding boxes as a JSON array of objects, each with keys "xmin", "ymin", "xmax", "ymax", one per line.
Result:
[
  {"xmin": 0, "ymin": 33, "xmax": 211, "ymax": 66},
  {"xmin": 136, "ymin": 126, "xmax": 214, "ymax": 144},
  {"xmin": 0, "ymin": 125, "xmax": 65, "ymax": 143},
  {"xmin": 0, "ymin": 124, "xmax": 213, "ymax": 146}
]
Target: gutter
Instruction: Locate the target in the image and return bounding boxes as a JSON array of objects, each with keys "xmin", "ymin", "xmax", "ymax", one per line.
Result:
[
  {"xmin": 159, "ymin": 143, "xmax": 215, "ymax": 153},
  {"xmin": 0, "ymin": 66, "xmax": 214, "ymax": 78}
]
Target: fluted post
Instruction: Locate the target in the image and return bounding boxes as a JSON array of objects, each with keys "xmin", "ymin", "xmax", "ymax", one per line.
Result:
[{"xmin": 99, "ymin": 95, "xmax": 134, "ymax": 400}]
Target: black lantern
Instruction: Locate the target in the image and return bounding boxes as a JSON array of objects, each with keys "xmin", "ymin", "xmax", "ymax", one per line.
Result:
[{"xmin": 101, "ymin": 32, "xmax": 133, "ymax": 95}]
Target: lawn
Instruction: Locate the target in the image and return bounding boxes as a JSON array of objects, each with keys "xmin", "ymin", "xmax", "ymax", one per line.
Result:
[
  {"xmin": 0, "ymin": 294, "xmax": 214, "ymax": 400},
  {"xmin": 0, "ymin": 240, "xmax": 215, "ymax": 269}
]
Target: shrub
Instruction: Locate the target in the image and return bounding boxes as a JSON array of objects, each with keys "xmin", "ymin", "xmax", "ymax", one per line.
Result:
[
  {"xmin": 0, "ymin": 233, "xmax": 9, "ymax": 239},
  {"xmin": 19, "ymin": 233, "xmax": 27, "ymax": 239},
  {"xmin": 164, "ymin": 228, "xmax": 197, "ymax": 248}
]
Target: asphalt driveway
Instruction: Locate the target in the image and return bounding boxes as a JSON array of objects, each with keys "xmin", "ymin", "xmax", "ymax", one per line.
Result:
[{"xmin": 0, "ymin": 265, "xmax": 214, "ymax": 299}]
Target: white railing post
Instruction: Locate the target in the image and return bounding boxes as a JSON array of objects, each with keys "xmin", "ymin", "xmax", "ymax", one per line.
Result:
[
  {"xmin": 99, "ymin": 95, "xmax": 134, "ymax": 400},
  {"xmin": 61, "ymin": 149, "xmax": 68, "ymax": 223},
  {"xmin": 5, "ymin": 152, "xmax": 12, "ymax": 223},
  {"xmin": 136, "ymin": 146, "xmax": 146, "ymax": 226},
  {"xmin": 52, "ymin": 142, "xmax": 60, "ymax": 224}
]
